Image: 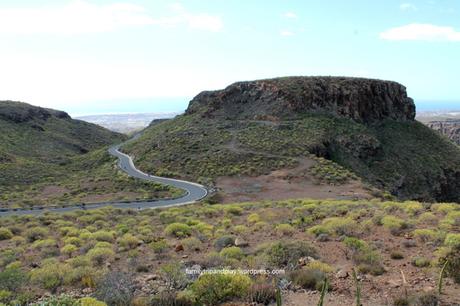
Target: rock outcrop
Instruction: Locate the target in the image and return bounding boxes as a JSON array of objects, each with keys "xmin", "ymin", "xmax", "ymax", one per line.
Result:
[
  {"xmin": 0, "ymin": 100, "xmax": 70, "ymax": 123},
  {"xmin": 186, "ymin": 77, "xmax": 416, "ymax": 123},
  {"xmin": 427, "ymin": 120, "xmax": 460, "ymax": 145}
]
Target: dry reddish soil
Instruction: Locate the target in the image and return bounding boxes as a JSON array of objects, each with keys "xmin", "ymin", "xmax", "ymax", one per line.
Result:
[{"xmin": 217, "ymin": 158, "xmax": 373, "ymax": 203}]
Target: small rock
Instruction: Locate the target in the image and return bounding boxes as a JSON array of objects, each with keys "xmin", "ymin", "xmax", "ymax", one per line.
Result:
[
  {"xmin": 175, "ymin": 244, "xmax": 184, "ymax": 252},
  {"xmin": 235, "ymin": 237, "xmax": 249, "ymax": 247},
  {"xmin": 336, "ymin": 270, "xmax": 348, "ymax": 279},
  {"xmin": 387, "ymin": 280, "xmax": 400, "ymax": 288},
  {"xmin": 82, "ymin": 288, "xmax": 92, "ymax": 294},
  {"xmin": 182, "ymin": 255, "xmax": 188, "ymax": 258},
  {"xmin": 145, "ymin": 274, "xmax": 158, "ymax": 282},
  {"xmin": 402, "ymin": 240, "xmax": 417, "ymax": 248},
  {"xmin": 298, "ymin": 256, "xmax": 315, "ymax": 266},
  {"xmin": 422, "ymin": 286, "xmax": 434, "ymax": 293}
]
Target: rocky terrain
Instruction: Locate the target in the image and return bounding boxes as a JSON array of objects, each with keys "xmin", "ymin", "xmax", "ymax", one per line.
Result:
[
  {"xmin": 124, "ymin": 76, "xmax": 460, "ymax": 202},
  {"xmin": 426, "ymin": 120, "xmax": 460, "ymax": 145},
  {"xmin": 186, "ymin": 77, "xmax": 416, "ymax": 123}
]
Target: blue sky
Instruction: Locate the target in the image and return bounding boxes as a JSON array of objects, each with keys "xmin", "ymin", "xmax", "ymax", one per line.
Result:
[{"xmin": 0, "ymin": 0, "xmax": 459, "ymax": 115}]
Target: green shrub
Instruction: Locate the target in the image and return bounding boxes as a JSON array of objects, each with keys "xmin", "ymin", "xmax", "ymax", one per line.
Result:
[
  {"xmin": 164, "ymin": 223, "xmax": 192, "ymax": 238},
  {"xmin": 390, "ymin": 251, "xmax": 404, "ymax": 260},
  {"xmin": 289, "ymin": 268, "xmax": 327, "ymax": 291},
  {"xmin": 191, "ymin": 273, "xmax": 252, "ymax": 305},
  {"xmin": 25, "ymin": 227, "xmax": 49, "ymax": 242},
  {"xmin": 343, "ymin": 238, "xmax": 384, "ymax": 275},
  {"xmin": 160, "ymin": 263, "xmax": 188, "ymax": 290},
  {"xmin": 321, "ymin": 217, "xmax": 360, "ymax": 236},
  {"xmin": 214, "ymin": 235, "xmax": 235, "ymax": 251},
  {"xmin": 79, "ymin": 297, "xmax": 108, "ymax": 306},
  {"xmin": 61, "ymin": 244, "xmax": 78, "ymax": 257},
  {"xmin": 381, "ymin": 216, "xmax": 408, "ymax": 235},
  {"xmin": 306, "ymin": 261, "xmax": 334, "ymax": 273},
  {"xmin": 150, "ymin": 291, "xmax": 193, "ymax": 306},
  {"xmin": 0, "ymin": 228, "xmax": 13, "ymax": 240},
  {"xmin": 275, "ymin": 224, "xmax": 295, "ymax": 236},
  {"xmin": 247, "ymin": 213, "xmax": 261, "ymax": 223},
  {"xmin": 0, "ymin": 289, "xmax": 12, "ymax": 303},
  {"xmin": 0, "ymin": 268, "xmax": 27, "ymax": 291},
  {"xmin": 440, "ymin": 246, "xmax": 460, "ymax": 284},
  {"xmin": 150, "ymin": 240, "xmax": 169, "ymax": 254},
  {"xmin": 264, "ymin": 240, "xmax": 318, "ymax": 269},
  {"xmin": 92, "ymin": 230, "xmax": 116, "ymax": 243},
  {"xmin": 64, "ymin": 236, "xmax": 82, "ymax": 247},
  {"xmin": 220, "ymin": 246, "xmax": 244, "ymax": 260},
  {"xmin": 225, "ymin": 206, "xmax": 244, "ymax": 216},
  {"xmin": 87, "ymin": 247, "xmax": 115, "ymax": 266},
  {"xmin": 411, "ymin": 256, "xmax": 431, "ymax": 268},
  {"xmin": 247, "ymin": 282, "xmax": 277, "ymax": 305},
  {"xmin": 33, "ymin": 294, "xmax": 78, "ymax": 305},
  {"xmin": 95, "ymin": 271, "xmax": 134, "ymax": 306},
  {"xmin": 444, "ymin": 233, "xmax": 460, "ymax": 248},
  {"xmin": 233, "ymin": 225, "xmax": 248, "ymax": 234},
  {"xmin": 117, "ymin": 233, "xmax": 141, "ymax": 250},
  {"xmin": 402, "ymin": 201, "xmax": 423, "ymax": 216},
  {"xmin": 30, "ymin": 262, "xmax": 70, "ymax": 292},
  {"xmin": 413, "ymin": 229, "xmax": 444, "ymax": 243},
  {"xmin": 181, "ymin": 237, "xmax": 202, "ymax": 251}
]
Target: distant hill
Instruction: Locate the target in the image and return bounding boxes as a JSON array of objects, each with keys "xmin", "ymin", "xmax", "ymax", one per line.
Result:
[
  {"xmin": 123, "ymin": 77, "xmax": 460, "ymax": 202},
  {"xmin": 426, "ymin": 119, "xmax": 460, "ymax": 145},
  {"xmin": 0, "ymin": 101, "xmax": 181, "ymax": 208}
]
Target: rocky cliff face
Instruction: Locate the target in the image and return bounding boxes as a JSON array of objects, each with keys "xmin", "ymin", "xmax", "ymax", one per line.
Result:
[
  {"xmin": 0, "ymin": 100, "xmax": 70, "ymax": 123},
  {"xmin": 186, "ymin": 77, "xmax": 416, "ymax": 123},
  {"xmin": 427, "ymin": 120, "xmax": 460, "ymax": 145}
]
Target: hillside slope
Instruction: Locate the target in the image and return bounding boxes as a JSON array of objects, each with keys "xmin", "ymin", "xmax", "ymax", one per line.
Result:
[
  {"xmin": 0, "ymin": 101, "xmax": 182, "ymax": 208},
  {"xmin": 123, "ymin": 77, "xmax": 460, "ymax": 202}
]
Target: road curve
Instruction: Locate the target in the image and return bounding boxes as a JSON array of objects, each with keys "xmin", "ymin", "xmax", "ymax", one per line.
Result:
[{"xmin": 0, "ymin": 142, "xmax": 208, "ymax": 217}]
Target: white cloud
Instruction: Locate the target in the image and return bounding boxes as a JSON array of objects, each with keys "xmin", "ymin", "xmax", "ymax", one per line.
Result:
[
  {"xmin": 380, "ymin": 23, "xmax": 460, "ymax": 41},
  {"xmin": 0, "ymin": 0, "xmax": 223, "ymax": 35},
  {"xmin": 280, "ymin": 30, "xmax": 294, "ymax": 36},
  {"xmin": 283, "ymin": 12, "xmax": 297, "ymax": 19},
  {"xmin": 400, "ymin": 3, "xmax": 417, "ymax": 11}
]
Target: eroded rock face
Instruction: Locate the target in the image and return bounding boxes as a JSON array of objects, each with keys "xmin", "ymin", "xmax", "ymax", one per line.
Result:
[
  {"xmin": 427, "ymin": 120, "xmax": 460, "ymax": 145},
  {"xmin": 186, "ymin": 77, "xmax": 416, "ymax": 123},
  {"xmin": 0, "ymin": 100, "xmax": 70, "ymax": 123}
]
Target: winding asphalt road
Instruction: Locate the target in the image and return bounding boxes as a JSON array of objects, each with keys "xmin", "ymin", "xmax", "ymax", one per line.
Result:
[{"xmin": 0, "ymin": 142, "xmax": 208, "ymax": 217}]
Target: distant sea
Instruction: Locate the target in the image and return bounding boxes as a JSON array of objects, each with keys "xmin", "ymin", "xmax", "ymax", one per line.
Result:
[
  {"xmin": 67, "ymin": 97, "xmax": 459, "ymax": 117},
  {"xmin": 68, "ymin": 97, "xmax": 190, "ymax": 117},
  {"xmin": 415, "ymin": 100, "xmax": 460, "ymax": 112}
]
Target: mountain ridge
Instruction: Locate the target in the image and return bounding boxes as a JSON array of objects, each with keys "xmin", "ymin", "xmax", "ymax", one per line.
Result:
[{"xmin": 124, "ymin": 76, "xmax": 460, "ymax": 202}]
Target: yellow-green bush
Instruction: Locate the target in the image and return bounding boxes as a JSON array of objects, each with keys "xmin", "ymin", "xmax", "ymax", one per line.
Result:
[
  {"xmin": 220, "ymin": 246, "xmax": 244, "ymax": 260},
  {"xmin": 0, "ymin": 228, "xmax": 13, "ymax": 241},
  {"xmin": 381, "ymin": 215, "xmax": 408, "ymax": 234},
  {"xmin": 412, "ymin": 229, "xmax": 444, "ymax": 243},
  {"xmin": 444, "ymin": 233, "xmax": 460, "ymax": 248},
  {"xmin": 306, "ymin": 261, "xmax": 334, "ymax": 273},
  {"xmin": 164, "ymin": 223, "xmax": 192, "ymax": 238},
  {"xmin": 86, "ymin": 247, "xmax": 115, "ymax": 266},
  {"xmin": 247, "ymin": 213, "xmax": 261, "ymax": 223},
  {"xmin": 117, "ymin": 233, "xmax": 141, "ymax": 250},
  {"xmin": 275, "ymin": 224, "xmax": 295, "ymax": 236},
  {"xmin": 191, "ymin": 273, "xmax": 252, "ymax": 305},
  {"xmin": 79, "ymin": 297, "xmax": 108, "ymax": 306},
  {"xmin": 61, "ymin": 244, "xmax": 78, "ymax": 257}
]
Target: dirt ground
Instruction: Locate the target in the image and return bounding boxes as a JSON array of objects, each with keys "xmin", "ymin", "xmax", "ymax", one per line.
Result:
[{"xmin": 217, "ymin": 157, "xmax": 373, "ymax": 203}]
